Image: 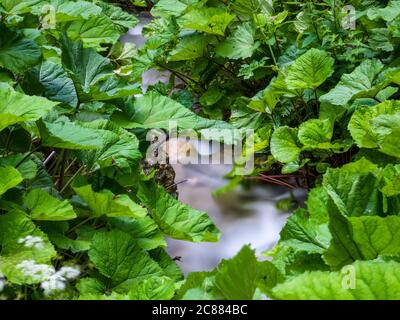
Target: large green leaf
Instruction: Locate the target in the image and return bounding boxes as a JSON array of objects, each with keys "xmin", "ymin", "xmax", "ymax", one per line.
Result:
[
  {"xmin": 73, "ymin": 184, "xmax": 147, "ymax": 219},
  {"xmin": 298, "ymin": 118, "xmax": 333, "ymax": 149},
  {"xmin": 111, "ymin": 91, "xmax": 233, "ymax": 131},
  {"xmin": 168, "ymin": 34, "xmax": 212, "ymax": 61},
  {"xmin": 24, "ymin": 189, "xmax": 77, "ymax": 221},
  {"xmin": 285, "ymin": 49, "xmax": 334, "ymax": 90},
  {"xmin": 88, "ymin": 230, "xmax": 163, "ymax": 292},
  {"xmin": 324, "ymin": 206, "xmax": 400, "ymax": 268},
  {"xmin": 38, "ymin": 119, "xmax": 113, "ymax": 150},
  {"xmin": 75, "ymin": 119, "xmax": 141, "ymax": 170},
  {"xmin": 66, "ymin": 15, "xmax": 120, "ymax": 49},
  {"xmin": 367, "ymin": 0, "xmax": 400, "ymax": 22},
  {"xmin": 61, "ymin": 36, "xmax": 138, "ymax": 101},
  {"xmin": 0, "ymin": 165, "xmax": 23, "ymax": 196},
  {"xmin": 0, "ymin": 210, "xmax": 56, "ymax": 284},
  {"xmin": 348, "ymin": 100, "xmax": 400, "ymax": 157},
  {"xmin": 109, "ymin": 217, "xmax": 166, "ymax": 250},
  {"xmin": 322, "ymin": 158, "xmax": 381, "ymax": 217},
  {"xmin": 178, "ymin": 246, "xmax": 281, "ymax": 299},
  {"xmin": 137, "ymin": 180, "xmax": 220, "ymax": 242},
  {"xmin": 178, "ymin": 7, "xmax": 235, "ymax": 35},
  {"xmin": 271, "ymin": 260, "xmax": 400, "ymax": 299},
  {"xmin": 23, "ymin": 60, "xmax": 78, "ymax": 107},
  {"xmin": 216, "ymin": 23, "xmax": 257, "ymax": 59},
  {"xmin": 320, "ymin": 60, "xmax": 384, "ymax": 106},
  {"xmin": 0, "ymin": 83, "xmax": 58, "ymax": 132},
  {"xmin": 270, "ymin": 126, "xmax": 301, "ymax": 163},
  {"xmin": 0, "ymin": 26, "xmax": 41, "ymax": 72}
]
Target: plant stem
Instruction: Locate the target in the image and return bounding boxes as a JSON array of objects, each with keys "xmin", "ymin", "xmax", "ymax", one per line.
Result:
[{"xmin": 60, "ymin": 165, "xmax": 84, "ymax": 194}]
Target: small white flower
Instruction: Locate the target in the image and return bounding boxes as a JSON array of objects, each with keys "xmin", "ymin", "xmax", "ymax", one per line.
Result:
[
  {"xmin": 16, "ymin": 260, "xmax": 55, "ymax": 281},
  {"xmin": 57, "ymin": 266, "xmax": 80, "ymax": 280},
  {"xmin": 40, "ymin": 274, "xmax": 66, "ymax": 296},
  {"xmin": 18, "ymin": 235, "xmax": 45, "ymax": 249}
]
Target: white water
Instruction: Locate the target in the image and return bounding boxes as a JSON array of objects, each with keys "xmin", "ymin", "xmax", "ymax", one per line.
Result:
[{"xmin": 122, "ymin": 16, "xmax": 297, "ymax": 273}]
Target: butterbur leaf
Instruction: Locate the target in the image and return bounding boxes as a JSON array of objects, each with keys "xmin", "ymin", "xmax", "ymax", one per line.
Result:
[
  {"xmin": 168, "ymin": 34, "xmax": 212, "ymax": 61},
  {"xmin": 348, "ymin": 100, "xmax": 400, "ymax": 157},
  {"xmin": 216, "ymin": 23, "xmax": 258, "ymax": 59},
  {"xmin": 320, "ymin": 59, "xmax": 385, "ymax": 106},
  {"xmin": 178, "ymin": 8, "xmax": 235, "ymax": 36},
  {"xmin": 367, "ymin": 0, "xmax": 400, "ymax": 22},
  {"xmin": 73, "ymin": 184, "xmax": 147, "ymax": 219},
  {"xmin": 88, "ymin": 230, "xmax": 163, "ymax": 292},
  {"xmin": 322, "ymin": 159, "xmax": 381, "ymax": 217},
  {"xmin": 324, "ymin": 205, "xmax": 400, "ymax": 268},
  {"xmin": 285, "ymin": 49, "xmax": 334, "ymax": 90},
  {"xmin": 151, "ymin": 0, "xmax": 188, "ymax": 17},
  {"xmin": 298, "ymin": 119, "xmax": 333, "ymax": 149},
  {"xmin": 271, "ymin": 260, "xmax": 400, "ymax": 299},
  {"xmin": 0, "ymin": 83, "xmax": 58, "ymax": 132},
  {"xmin": 23, "ymin": 60, "xmax": 78, "ymax": 107},
  {"xmin": 0, "ymin": 26, "xmax": 41, "ymax": 72},
  {"xmin": 0, "ymin": 166, "xmax": 23, "ymax": 196},
  {"xmin": 24, "ymin": 189, "xmax": 77, "ymax": 221},
  {"xmin": 270, "ymin": 126, "xmax": 301, "ymax": 163},
  {"xmin": 179, "ymin": 246, "xmax": 281, "ymax": 300},
  {"xmin": 111, "ymin": 91, "xmax": 234, "ymax": 135},
  {"xmin": 129, "ymin": 276, "xmax": 175, "ymax": 300},
  {"xmin": 137, "ymin": 180, "xmax": 220, "ymax": 242},
  {"xmin": 379, "ymin": 164, "xmax": 400, "ymax": 197},
  {"xmin": 109, "ymin": 217, "xmax": 167, "ymax": 250},
  {"xmin": 66, "ymin": 15, "xmax": 120, "ymax": 49}
]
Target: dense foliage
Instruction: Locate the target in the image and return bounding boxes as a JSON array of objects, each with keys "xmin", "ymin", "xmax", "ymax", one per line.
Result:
[{"xmin": 0, "ymin": 0, "xmax": 400, "ymax": 300}]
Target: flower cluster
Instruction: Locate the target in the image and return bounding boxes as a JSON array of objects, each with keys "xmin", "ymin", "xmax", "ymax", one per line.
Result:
[
  {"xmin": 18, "ymin": 235, "xmax": 45, "ymax": 249},
  {"xmin": 16, "ymin": 260, "xmax": 80, "ymax": 295}
]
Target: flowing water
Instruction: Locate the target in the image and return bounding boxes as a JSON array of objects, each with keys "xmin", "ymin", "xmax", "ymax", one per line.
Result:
[{"xmin": 122, "ymin": 15, "xmax": 302, "ymax": 273}]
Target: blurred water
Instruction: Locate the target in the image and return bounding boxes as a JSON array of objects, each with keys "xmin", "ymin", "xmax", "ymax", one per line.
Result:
[{"xmin": 122, "ymin": 16, "xmax": 298, "ymax": 274}]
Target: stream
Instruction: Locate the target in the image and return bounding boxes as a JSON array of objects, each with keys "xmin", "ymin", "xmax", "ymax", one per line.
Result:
[{"xmin": 122, "ymin": 15, "xmax": 299, "ymax": 274}]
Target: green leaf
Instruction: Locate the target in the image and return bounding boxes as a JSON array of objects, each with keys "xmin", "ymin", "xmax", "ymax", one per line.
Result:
[
  {"xmin": 168, "ymin": 34, "xmax": 212, "ymax": 62},
  {"xmin": 24, "ymin": 189, "xmax": 77, "ymax": 221},
  {"xmin": 279, "ymin": 209, "xmax": 330, "ymax": 255},
  {"xmin": 0, "ymin": 165, "xmax": 23, "ymax": 196},
  {"xmin": 271, "ymin": 260, "xmax": 400, "ymax": 299},
  {"xmin": 109, "ymin": 216, "xmax": 167, "ymax": 250},
  {"xmin": 298, "ymin": 118, "xmax": 333, "ymax": 149},
  {"xmin": 38, "ymin": 118, "xmax": 114, "ymax": 150},
  {"xmin": 129, "ymin": 276, "xmax": 176, "ymax": 300},
  {"xmin": 137, "ymin": 180, "xmax": 220, "ymax": 242},
  {"xmin": 270, "ymin": 126, "xmax": 301, "ymax": 163},
  {"xmin": 348, "ymin": 100, "xmax": 400, "ymax": 157},
  {"xmin": 111, "ymin": 91, "xmax": 233, "ymax": 132},
  {"xmin": 0, "ymin": 210, "xmax": 56, "ymax": 284},
  {"xmin": 73, "ymin": 184, "xmax": 147, "ymax": 219},
  {"xmin": 151, "ymin": 0, "xmax": 188, "ymax": 17},
  {"xmin": 178, "ymin": 8, "xmax": 235, "ymax": 36},
  {"xmin": 23, "ymin": 60, "xmax": 78, "ymax": 107},
  {"xmin": 214, "ymin": 246, "xmax": 268, "ymax": 299},
  {"xmin": 0, "ymin": 83, "xmax": 58, "ymax": 132},
  {"xmin": 216, "ymin": 23, "xmax": 258, "ymax": 59},
  {"xmin": 320, "ymin": 60, "xmax": 384, "ymax": 106},
  {"xmin": 367, "ymin": 0, "xmax": 400, "ymax": 22},
  {"xmin": 0, "ymin": 26, "xmax": 41, "ymax": 72},
  {"xmin": 379, "ymin": 164, "xmax": 400, "ymax": 197},
  {"xmin": 75, "ymin": 119, "xmax": 141, "ymax": 170},
  {"xmin": 285, "ymin": 49, "xmax": 334, "ymax": 90},
  {"xmin": 324, "ymin": 205, "xmax": 400, "ymax": 268},
  {"xmin": 322, "ymin": 158, "xmax": 381, "ymax": 217},
  {"xmin": 88, "ymin": 230, "xmax": 163, "ymax": 292},
  {"xmin": 179, "ymin": 246, "xmax": 281, "ymax": 300},
  {"xmin": 66, "ymin": 15, "xmax": 120, "ymax": 49}
]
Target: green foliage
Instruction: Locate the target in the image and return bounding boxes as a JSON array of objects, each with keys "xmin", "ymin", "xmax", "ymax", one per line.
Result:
[{"xmin": 1, "ymin": 0, "xmax": 400, "ymax": 301}]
